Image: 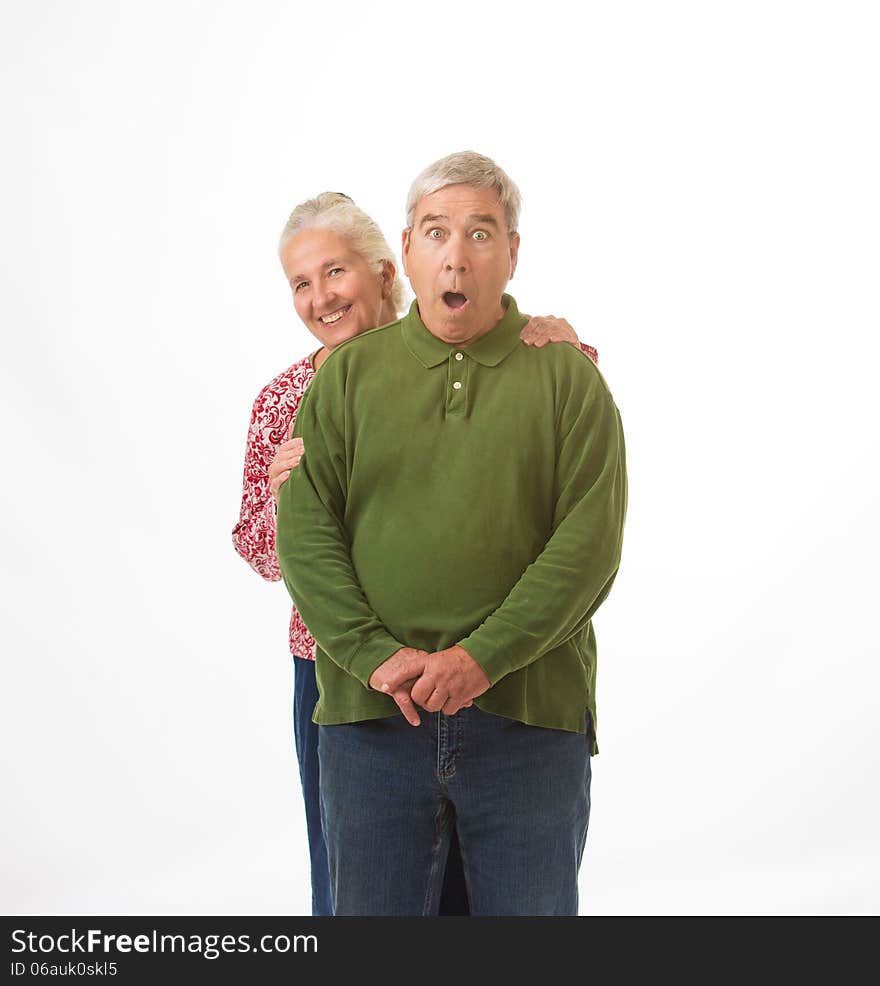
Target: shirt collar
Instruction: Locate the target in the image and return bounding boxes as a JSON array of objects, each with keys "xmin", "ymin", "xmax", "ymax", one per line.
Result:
[{"xmin": 401, "ymin": 294, "xmax": 527, "ymax": 368}]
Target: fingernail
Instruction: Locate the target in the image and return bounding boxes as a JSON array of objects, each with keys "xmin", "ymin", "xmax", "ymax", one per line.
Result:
[{"xmin": 381, "ymin": 683, "xmax": 389, "ymax": 692}]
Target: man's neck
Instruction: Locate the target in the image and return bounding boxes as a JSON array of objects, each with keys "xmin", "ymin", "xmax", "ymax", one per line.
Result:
[{"xmin": 421, "ymin": 298, "xmax": 508, "ymax": 347}]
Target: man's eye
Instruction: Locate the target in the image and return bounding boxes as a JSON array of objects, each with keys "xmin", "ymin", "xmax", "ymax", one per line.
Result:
[
  {"xmin": 294, "ymin": 281, "xmax": 309, "ymax": 292},
  {"xmin": 473, "ymin": 230, "xmax": 488, "ymax": 241},
  {"xmin": 428, "ymin": 228, "xmax": 443, "ymax": 239}
]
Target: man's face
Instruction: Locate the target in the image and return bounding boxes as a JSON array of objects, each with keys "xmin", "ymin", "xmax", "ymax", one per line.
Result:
[{"xmin": 402, "ymin": 184, "xmax": 520, "ymax": 346}]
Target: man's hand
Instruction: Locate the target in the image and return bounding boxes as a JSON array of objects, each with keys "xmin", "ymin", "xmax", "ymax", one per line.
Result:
[
  {"xmin": 519, "ymin": 314, "xmax": 579, "ymax": 349},
  {"xmin": 269, "ymin": 437, "xmax": 305, "ymax": 502},
  {"xmin": 369, "ymin": 648, "xmax": 432, "ymax": 726},
  {"xmin": 406, "ymin": 645, "xmax": 490, "ymax": 716}
]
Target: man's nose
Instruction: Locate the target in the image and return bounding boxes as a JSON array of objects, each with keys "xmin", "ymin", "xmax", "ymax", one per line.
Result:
[{"xmin": 443, "ymin": 236, "xmax": 469, "ymax": 273}]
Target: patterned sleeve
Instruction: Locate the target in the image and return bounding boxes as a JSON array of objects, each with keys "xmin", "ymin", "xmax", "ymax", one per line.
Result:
[
  {"xmin": 231, "ymin": 359, "xmax": 313, "ymax": 582},
  {"xmin": 580, "ymin": 342, "xmax": 598, "ymax": 365}
]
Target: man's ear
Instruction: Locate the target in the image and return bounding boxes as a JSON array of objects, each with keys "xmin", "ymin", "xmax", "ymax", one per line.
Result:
[
  {"xmin": 381, "ymin": 259, "xmax": 396, "ymax": 299},
  {"xmin": 401, "ymin": 227, "xmax": 412, "ymax": 276},
  {"xmin": 508, "ymin": 232, "xmax": 521, "ymax": 280}
]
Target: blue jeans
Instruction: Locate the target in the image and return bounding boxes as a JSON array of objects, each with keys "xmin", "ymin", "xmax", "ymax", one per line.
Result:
[
  {"xmin": 318, "ymin": 705, "xmax": 592, "ymax": 916},
  {"xmin": 293, "ymin": 657, "xmax": 471, "ymax": 915},
  {"xmin": 293, "ymin": 657, "xmax": 334, "ymax": 916}
]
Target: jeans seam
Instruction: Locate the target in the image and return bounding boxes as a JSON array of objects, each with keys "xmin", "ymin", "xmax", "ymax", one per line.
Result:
[
  {"xmin": 436, "ymin": 713, "xmax": 441, "ymax": 782},
  {"xmin": 423, "ymin": 800, "xmax": 448, "ymax": 916},
  {"xmin": 437, "ymin": 712, "xmax": 459, "ymax": 782}
]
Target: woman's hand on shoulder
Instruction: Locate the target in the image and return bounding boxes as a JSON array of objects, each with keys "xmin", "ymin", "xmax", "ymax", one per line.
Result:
[{"xmin": 519, "ymin": 314, "xmax": 579, "ymax": 348}]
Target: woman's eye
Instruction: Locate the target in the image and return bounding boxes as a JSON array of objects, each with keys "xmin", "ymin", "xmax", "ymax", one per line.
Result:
[
  {"xmin": 428, "ymin": 228, "xmax": 443, "ymax": 239},
  {"xmin": 328, "ymin": 267, "xmax": 343, "ymax": 277},
  {"xmin": 473, "ymin": 230, "xmax": 488, "ymax": 241}
]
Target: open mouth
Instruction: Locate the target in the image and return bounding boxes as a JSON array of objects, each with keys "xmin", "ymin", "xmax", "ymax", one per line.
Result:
[
  {"xmin": 319, "ymin": 305, "xmax": 352, "ymax": 325},
  {"xmin": 443, "ymin": 292, "xmax": 469, "ymax": 311}
]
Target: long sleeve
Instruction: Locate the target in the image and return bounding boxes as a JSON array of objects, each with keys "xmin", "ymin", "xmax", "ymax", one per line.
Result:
[
  {"xmin": 275, "ymin": 377, "xmax": 402, "ymax": 687},
  {"xmin": 231, "ymin": 359, "xmax": 313, "ymax": 582},
  {"xmin": 580, "ymin": 341, "xmax": 598, "ymax": 364},
  {"xmin": 459, "ymin": 378, "xmax": 627, "ymax": 685}
]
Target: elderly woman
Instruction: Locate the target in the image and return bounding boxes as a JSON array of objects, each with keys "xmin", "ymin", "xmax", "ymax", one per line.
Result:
[{"xmin": 232, "ymin": 192, "xmax": 597, "ymax": 916}]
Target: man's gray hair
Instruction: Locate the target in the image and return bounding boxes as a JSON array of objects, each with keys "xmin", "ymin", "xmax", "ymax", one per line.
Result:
[
  {"xmin": 279, "ymin": 191, "xmax": 405, "ymax": 313},
  {"xmin": 405, "ymin": 151, "xmax": 522, "ymax": 234}
]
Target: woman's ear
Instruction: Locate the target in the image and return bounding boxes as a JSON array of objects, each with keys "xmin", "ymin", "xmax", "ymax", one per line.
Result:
[{"xmin": 381, "ymin": 259, "xmax": 396, "ymax": 298}]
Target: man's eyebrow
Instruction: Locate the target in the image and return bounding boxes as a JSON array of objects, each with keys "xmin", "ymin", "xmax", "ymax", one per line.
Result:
[
  {"xmin": 418, "ymin": 213, "xmax": 447, "ymax": 228},
  {"xmin": 417, "ymin": 213, "xmax": 501, "ymax": 228}
]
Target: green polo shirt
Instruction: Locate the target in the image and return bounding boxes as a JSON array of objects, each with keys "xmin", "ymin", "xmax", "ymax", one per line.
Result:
[{"xmin": 276, "ymin": 295, "xmax": 626, "ymax": 748}]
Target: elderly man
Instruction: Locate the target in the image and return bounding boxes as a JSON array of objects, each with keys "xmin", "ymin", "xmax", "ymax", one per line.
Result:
[{"xmin": 276, "ymin": 151, "xmax": 627, "ymax": 916}]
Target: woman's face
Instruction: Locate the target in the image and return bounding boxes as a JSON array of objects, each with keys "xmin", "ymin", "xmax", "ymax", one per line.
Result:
[{"xmin": 280, "ymin": 226, "xmax": 390, "ymax": 351}]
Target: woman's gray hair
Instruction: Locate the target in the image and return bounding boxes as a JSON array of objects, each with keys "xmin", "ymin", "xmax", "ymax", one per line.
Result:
[
  {"xmin": 405, "ymin": 151, "xmax": 522, "ymax": 234},
  {"xmin": 279, "ymin": 191, "xmax": 405, "ymax": 314}
]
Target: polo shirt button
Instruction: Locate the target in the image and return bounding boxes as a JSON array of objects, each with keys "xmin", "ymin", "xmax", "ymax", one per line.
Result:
[
  {"xmin": 452, "ymin": 382, "xmax": 462, "ymax": 390},
  {"xmin": 454, "ymin": 352, "xmax": 464, "ymax": 361}
]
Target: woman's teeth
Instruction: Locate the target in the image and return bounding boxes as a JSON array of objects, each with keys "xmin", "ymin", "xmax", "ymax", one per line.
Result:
[{"xmin": 320, "ymin": 306, "xmax": 351, "ymax": 324}]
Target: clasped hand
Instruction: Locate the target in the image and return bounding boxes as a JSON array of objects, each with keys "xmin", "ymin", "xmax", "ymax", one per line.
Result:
[{"xmin": 368, "ymin": 645, "xmax": 491, "ymax": 726}]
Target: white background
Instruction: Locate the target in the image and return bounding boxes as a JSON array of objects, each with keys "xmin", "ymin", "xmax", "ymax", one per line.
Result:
[{"xmin": 2, "ymin": 0, "xmax": 878, "ymax": 916}]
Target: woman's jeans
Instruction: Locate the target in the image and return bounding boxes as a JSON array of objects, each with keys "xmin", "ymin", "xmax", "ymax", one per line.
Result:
[
  {"xmin": 318, "ymin": 705, "xmax": 592, "ymax": 916},
  {"xmin": 293, "ymin": 657, "xmax": 334, "ymax": 916}
]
